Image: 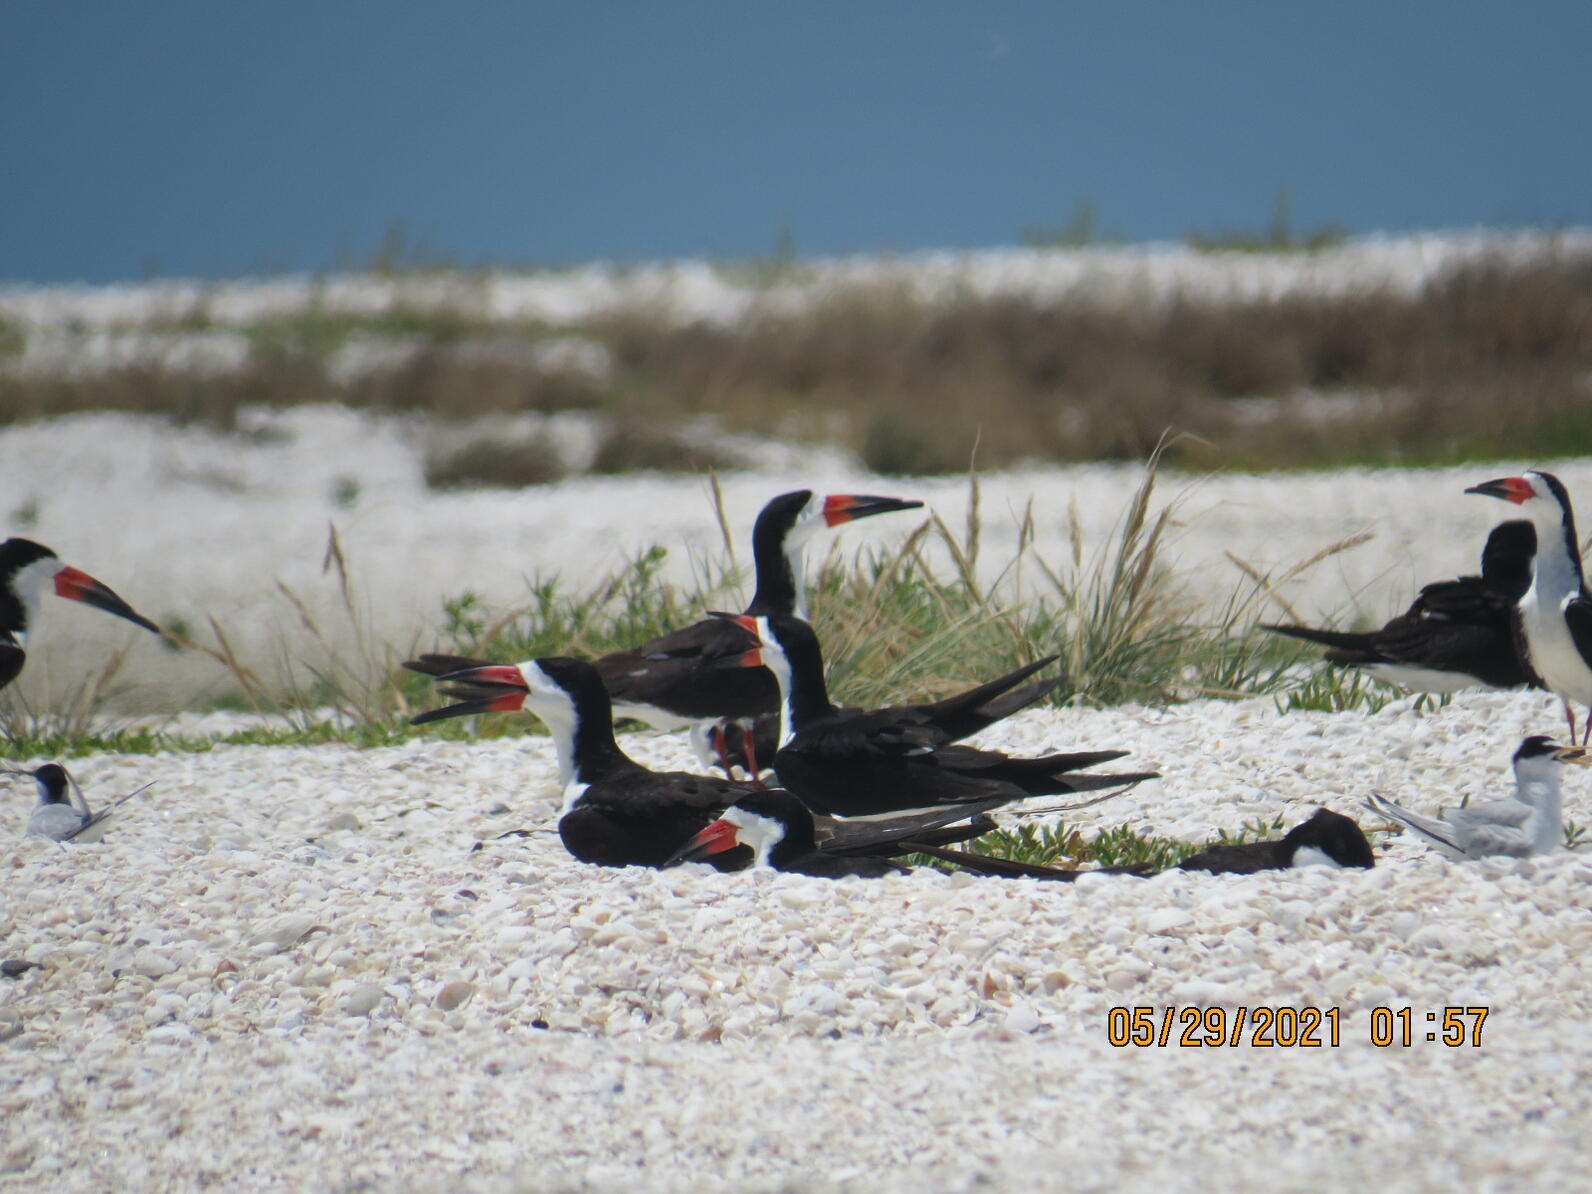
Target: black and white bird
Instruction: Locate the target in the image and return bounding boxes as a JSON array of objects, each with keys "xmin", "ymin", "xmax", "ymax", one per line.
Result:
[
  {"xmin": 665, "ymin": 788, "xmax": 1003, "ymax": 878},
  {"xmin": 1176, "ymin": 808, "xmax": 1375, "ymax": 874},
  {"xmin": 411, "ymin": 656, "xmax": 995, "ymax": 868},
  {"xmin": 1262, "ymin": 520, "xmax": 1538, "ymax": 693},
  {"xmin": 0, "ymin": 538, "xmax": 161, "ymax": 690},
  {"xmin": 404, "ymin": 489, "xmax": 921, "ymax": 775},
  {"xmin": 727, "ymin": 612, "xmax": 1156, "ymax": 818},
  {"xmin": 1363, "ymin": 735, "xmax": 1586, "ymax": 859},
  {"xmin": 1468, "ymin": 471, "xmax": 1592, "ymax": 741},
  {"xmin": 8, "ymin": 763, "xmax": 150, "ymax": 842}
]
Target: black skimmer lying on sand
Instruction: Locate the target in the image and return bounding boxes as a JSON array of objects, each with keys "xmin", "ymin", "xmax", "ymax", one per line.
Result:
[
  {"xmin": 1364, "ymin": 735, "xmax": 1586, "ymax": 859},
  {"xmin": 411, "ymin": 656, "xmax": 993, "ymax": 868},
  {"xmin": 405, "ymin": 489, "xmax": 921, "ymax": 775},
  {"xmin": 727, "ymin": 612, "xmax": 1156, "ymax": 818},
  {"xmin": 0, "ymin": 539, "xmax": 161, "ymax": 690},
  {"xmin": 1467, "ymin": 471, "xmax": 1592, "ymax": 741},
  {"xmin": 8, "ymin": 763, "xmax": 151, "ymax": 842},
  {"xmin": 1176, "ymin": 808, "xmax": 1375, "ymax": 874},
  {"xmin": 666, "ymin": 788, "xmax": 1007, "ymax": 878},
  {"xmin": 1262, "ymin": 520, "xmax": 1538, "ymax": 693},
  {"xmin": 911, "ymin": 808, "xmax": 1375, "ymax": 880}
]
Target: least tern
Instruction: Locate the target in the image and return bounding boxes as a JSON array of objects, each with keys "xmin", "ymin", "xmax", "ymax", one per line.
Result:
[{"xmin": 1364, "ymin": 736, "xmax": 1587, "ymax": 858}]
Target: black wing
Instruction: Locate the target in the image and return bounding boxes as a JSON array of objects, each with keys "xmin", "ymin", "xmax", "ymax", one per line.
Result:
[
  {"xmin": 594, "ymin": 618, "xmax": 777, "ymax": 721},
  {"xmin": 1177, "ymin": 841, "xmax": 1291, "ymax": 875},
  {"xmin": 557, "ymin": 769, "xmax": 758, "ymax": 869},
  {"xmin": 0, "ymin": 638, "xmax": 24, "ymax": 691},
  {"xmin": 815, "ymin": 801, "xmax": 1009, "ymax": 856},
  {"xmin": 1562, "ymin": 596, "xmax": 1592, "ymax": 676}
]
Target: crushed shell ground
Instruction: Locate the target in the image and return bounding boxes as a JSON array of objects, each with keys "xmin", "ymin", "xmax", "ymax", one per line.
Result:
[{"xmin": 4, "ymin": 689, "xmax": 1591, "ymax": 1192}]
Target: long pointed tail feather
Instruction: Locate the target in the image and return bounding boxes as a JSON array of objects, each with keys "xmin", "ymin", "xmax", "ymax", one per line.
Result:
[
  {"xmin": 1261, "ymin": 624, "xmax": 1378, "ymax": 654},
  {"xmin": 919, "ymin": 655, "xmax": 1060, "ymax": 726},
  {"xmin": 1364, "ymin": 792, "xmax": 1463, "ymax": 854}
]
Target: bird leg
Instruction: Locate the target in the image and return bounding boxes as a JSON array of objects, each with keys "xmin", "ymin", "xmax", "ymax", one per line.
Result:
[
  {"xmin": 710, "ymin": 724, "xmax": 738, "ymax": 782},
  {"xmin": 1565, "ymin": 700, "xmax": 1581, "ymax": 747},
  {"xmin": 740, "ymin": 719, "xmax": 768, "ymax": 791}
]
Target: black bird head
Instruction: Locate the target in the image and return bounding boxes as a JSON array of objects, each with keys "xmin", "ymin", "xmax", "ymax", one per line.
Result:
[
  {"xmin": 1284, "ymin": 808, "xmax": 1375, "ymax": 869},
  {"xmin": 746, "ymin": 490, "xmax": 922, "ymax": 617},
  {"xmin": 666, "ymin": 789, "xmax": 815, "ymax": 869},
  {"xmin": 4, "ymin": 762, "xmax": 75, "ymax": 807},
  {"xmin": 0, "ymin": 537, "xmax": 160, "ymax": 639}
]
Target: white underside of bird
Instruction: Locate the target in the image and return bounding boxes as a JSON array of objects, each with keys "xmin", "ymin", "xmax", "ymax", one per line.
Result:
[
  {"xmin": 1520, "ymin": 583, "xmax": 1592, "ymax": 705},
  {"xmin": 1362, "ymin": 663, "xmax": 1488, "ymax": 694}
]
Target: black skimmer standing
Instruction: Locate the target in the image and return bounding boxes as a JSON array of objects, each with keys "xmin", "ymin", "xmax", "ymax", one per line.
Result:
[
  {"xmin": 1261, "ymin": 520, "xmax": 1538, "ymax": 692},
  {"xmin": 1467, "ymin": 470, "xmax": 1592, "ymax": 740},
  {"xmin": 1364, "ymin": 736, "xmax": 1586, "ymax": 858},
  {"xmin": 665, "ymin": 788, "xmax": 1005, "ymax": 878},
  {"xmin": 410, "ymin": 655, "xmax": 994, "ymax": 868},
  {"xmin": 0, "ymin": 539, "xmax": 161, "ymax": 690},
  {"xmin": 1175, "ymin": 808, "xmax": 1375, "ymax": 874},
  {"xmin": 7, "ymin": 763, "xmax": 151, "ymax": 842},
  {"xmin": 404, "ymin": 489, "xmax": 922, "ymax": 775},
  {"xmin": 726, "ymin": 612, "xmax": 1157, "ymax": 817}
]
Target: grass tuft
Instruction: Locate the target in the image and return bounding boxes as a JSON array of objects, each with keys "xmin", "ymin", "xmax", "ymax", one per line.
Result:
[{"xmin": 424, "ymin": 434, "xmax": 567, "ymax": 490}]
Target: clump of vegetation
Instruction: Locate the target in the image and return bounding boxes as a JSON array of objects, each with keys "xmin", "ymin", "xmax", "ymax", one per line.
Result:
[
  {"xmin": 947, "ymin": 819, "xmax": 1200, "ymax": 872},
  {"xmin": 589, "ymin": 419, "xmax": 739, "ymax": 475},
  {"xmin": 1021, "ymin": 200, "xmax": 1117, "ymax": 250},
  {"xmin": 423, "ymin": 434, "xmax": 567, "ymax": 490},
  {"xmin": 1277, "ymin": 668, "xmax": 1406, "ymax": 716},
  {"xmin": 1186, "ymin": 189, "xmax": 1349, "ymax": 254},
  {"xmin": 860, "ymin": 412, "xmax": 965, "ymax": 477}
]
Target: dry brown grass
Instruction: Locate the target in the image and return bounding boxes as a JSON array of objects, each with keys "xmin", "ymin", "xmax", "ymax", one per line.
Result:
[{"xmin": 4, "ymin": 251, "xmax": 1591, "ymax": 474}]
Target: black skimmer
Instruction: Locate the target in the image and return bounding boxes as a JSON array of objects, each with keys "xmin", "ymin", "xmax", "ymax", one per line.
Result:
[
  {"xmin": 1175, "ymin": 808, "xmax": 1375, "ymax": 874},
  {"xmin": 909, "ymin": 810, "xmax": 1374, "ymax": 879},
  {"xmin": 7, "ymin": 763, "xmax": 151, "ymax": 842},
  {"xmin": 404, "ymin": 489, "xmax": 921, "ymax": 775},
  {"xmin": 666, "ymin": 788, "xmax": 1005, "ymax": 877},
  {"xmin": 0, "ymin": 539, "xmax": 161, "ymax": 690},
  {"xmin": 1467, "ymin": 470, "xmax": 1592, "ymax": 741},
  {"xmin": 1364, "ymin": 735, "xmax": 1586, "ymax": 858},
  {"xmin": 410, "ymin": 655, "xmax": 994, "ymax": 868},
  {"xmin": 726, "ymin": 612, "xmax": 1157, "ymax": 818},
  {"xmin": 1262, "ymin": 520, "xmax": 1538, "ymax": 693}
]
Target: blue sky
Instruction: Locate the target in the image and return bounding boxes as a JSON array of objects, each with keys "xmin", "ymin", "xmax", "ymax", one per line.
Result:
[{"xmin": 4, "ymin": 2, "xmax": 1589, "ymax": 283}]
